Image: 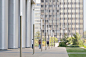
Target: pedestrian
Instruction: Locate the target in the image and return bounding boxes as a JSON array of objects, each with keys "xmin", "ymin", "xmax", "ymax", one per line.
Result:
[
  {"xmin": 38, "ymin": 39, "xmax": 41, "ymax": 49},
  {"xmin": 47, "ymin": 40, "xmax": 49, "ymax": 47}
]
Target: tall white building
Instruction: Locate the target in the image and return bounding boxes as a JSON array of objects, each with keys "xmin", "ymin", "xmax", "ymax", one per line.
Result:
[
  {"xmin": 41, "ymin": 0, "xmax": 84, "ymax": 40},
  {"xmin": 34, "ymin": 0, "xmax": 41, "ymax": 33}
]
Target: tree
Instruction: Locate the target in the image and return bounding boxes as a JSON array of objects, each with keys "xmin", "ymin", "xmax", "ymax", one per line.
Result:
[
  {"xmin": 73, "ymin": 32, "xmax": 82, "ymax": 45},
  {"xmin": 61, "ymin": 34, "xmax": 68, "ymax": 43},
  {"xmin": 35, "ymin": 31, "xmax": 41, "ymax": 39},
  {"xmin": 49, "ymin": 37, "xmax": 58, "ymax": 46},
  {"xmin": 84, "ymin": 31, "xmax": 86, "ymax": 38},
  {"xmin": 66, "ymin": 37, "xmax": 75, "ymax": 45}
]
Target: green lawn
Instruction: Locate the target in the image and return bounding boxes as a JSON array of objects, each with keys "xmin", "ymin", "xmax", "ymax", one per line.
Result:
[
  {"xmin": 68, "ymin": 54, "xmax": 86, "ymax": 57},
  {"xmin": 66, "ymin": 47, "xmax": 86, "ymax": 57},
  {"xmin": 66, "ymin": 47, "xmax": 86, "ymax": 52}
]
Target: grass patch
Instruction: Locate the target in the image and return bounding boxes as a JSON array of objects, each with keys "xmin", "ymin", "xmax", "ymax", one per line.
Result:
[
  {"xmin": 68, "ymin": 54, "xmax": 86, "ymax": 57},
  {"xmin": 66, "ymin": 47, "xmax": 86, "ymax": 57},
  {"xmin": 66, "ymin": 47, "xmax": 86, "ymax": 52}
]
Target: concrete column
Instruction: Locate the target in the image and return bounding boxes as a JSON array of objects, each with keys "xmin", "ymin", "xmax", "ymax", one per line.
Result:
[
  {"xmin": 31, "ymin": 4, "xmax": 35, "ymax": 47},
  {"xmin": 25, "ymin": 0, "xmax": 31, "ymax": 47},
  {"xmin": 8, "ymin": 0, "xmax": 19, "ymax": 48},
  {"xmin": 0, "ymin": 0, "xmax": 8, "ymax": 50},
  {"xmin": 21, "ymin": 0, "xmax": 26, "ymax": 48}
]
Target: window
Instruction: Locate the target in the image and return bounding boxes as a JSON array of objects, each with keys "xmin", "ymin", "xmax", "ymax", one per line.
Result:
[
  {"xmin": 41, "ymin": 0, "xmax": 44, "ymax": 2},
  {"xmin": 57, "ymin": 10, "xmax": 59, "ymax": 12},
  {"xmin": 37, "ymin": 4, "xmax": 40, "ymax": 6},
  {"xmin": 57, "ymin": 0, "xmax": 59, "ymax": 2},
  {"xmin": 41, "ymin": 10, "xmax": 44, "ymax": 13},
  {"xmin": 49, "ymin": 15, "xmax": 51, "ymax": 17},
  {"xmin": 50, "ymin": 0, "xmax": 52, "ymax": 2},
  {"xmin": 53, "ymin": 0, "xmax": 55, "ymax": 2},
  {"xmin": 41, "ymin": 5, "xmax": 43, "ymax": 7},
  {"xmin": 45, "ymin": 15, "xmax": 47, "ymax": 17},
  {"xmin": 49, "ymin": 5, "xmax": 52, "ymax": 7},
  {"xmin": 45, "ymin": 0, "xmax": 48, "ymax": 2}
]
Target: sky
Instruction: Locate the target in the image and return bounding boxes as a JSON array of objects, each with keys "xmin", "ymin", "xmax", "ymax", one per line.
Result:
[{"xmin": 36, "ymin": 0, "xmax": 86, "ymax": 31}]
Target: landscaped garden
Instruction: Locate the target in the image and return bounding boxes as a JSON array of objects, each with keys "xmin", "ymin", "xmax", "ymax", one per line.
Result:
[
  {"xmin": 58, "ymin": 32, "xmax": 86, "ymax": 57},
  {"xmin": 66, "ymin": 47, "xmax": 86, "ymax": 57}
]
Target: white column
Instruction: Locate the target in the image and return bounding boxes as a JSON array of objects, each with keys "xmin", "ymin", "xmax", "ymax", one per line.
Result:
[
  {"xmin": 31, "ymin": 4, "xmax": 35, "ymax": 47},
  {"xmin": 21, "ymin": 0, "xmax": 26, "ymax": 48},
  {"xmin": 0, "ymin": 0, "xmax": 8, "ymax": 50},
  {"xmin": 25, "ymin": 0, "xmax": 31, "ymax": 47},
  {"xmin": 8, "ymin": 0, "xmax": 19, "ymax": 48}
]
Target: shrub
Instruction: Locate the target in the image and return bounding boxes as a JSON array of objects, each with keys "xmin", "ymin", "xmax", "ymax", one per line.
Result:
[
  {"xmin": 66, "ymin": 37, "xmax": 75, "ymax": 45},
  {"xmin": 59, "ymin": 42, "xmax": 67, "ymax": 47},
  {"xmin": 73, "ymin": 32, "xmax": 82, "ymax": 45},
  {"xmin": 84, "ymin": 46, "xmax": 86, "ymax": 48},
  {"xmin": 42, "ymin": 41, "xmax": 45, "ymax": 46},
  {"xmin": 49, "ymin": 37, "xmax": 58, "ymax": 46},
  {"xmin": 78, "ymin": 40, "xmax": 84, "ymax": 47},
  {"xmin": 35, "ymin": 39, "xmax": 39, "ymax": 47},
  {"xmin": 67, "ymin": 45, "xmax": 79, "ymax": 47}
]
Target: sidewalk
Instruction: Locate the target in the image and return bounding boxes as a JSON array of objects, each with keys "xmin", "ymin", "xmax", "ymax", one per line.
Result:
[{"xmin": 0, "ymin": 47, "xmax": 69, "ymax": 57}]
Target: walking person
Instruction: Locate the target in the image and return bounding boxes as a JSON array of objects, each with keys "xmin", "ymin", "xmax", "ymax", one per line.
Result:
[
  {"xmin": 47, "ymin": 40, "xmax": 49, "ymax": 47},
  {"xmin": 38, "ymin": 39, "xmax": 41, "ymax": 49}
]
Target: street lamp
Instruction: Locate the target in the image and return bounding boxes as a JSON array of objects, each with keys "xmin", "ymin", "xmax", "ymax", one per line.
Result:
[{"xmin": 41, "ymin": 18, "xmax": 42, "ymax": 52}]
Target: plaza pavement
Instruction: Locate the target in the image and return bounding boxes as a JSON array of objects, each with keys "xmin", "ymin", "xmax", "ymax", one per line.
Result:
[{"xmin": 0, "ymin": 47, "xmax": 69, "ymax": 57}]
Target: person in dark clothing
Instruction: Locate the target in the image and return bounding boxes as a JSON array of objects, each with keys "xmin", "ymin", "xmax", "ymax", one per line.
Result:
[
  {"xmin": 47, "ymin": 40, "xmax": 49, "ymax": 47},
  {"xmin": 38, "ymin": 39, "xmax": 41, "ymax": 49}
]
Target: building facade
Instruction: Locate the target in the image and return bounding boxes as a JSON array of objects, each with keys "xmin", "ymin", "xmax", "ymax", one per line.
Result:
[
  {"xmin": 0, "ymin": 0, "xmax": 35, "ymax": 50},
  {"xmin": 34, "ymin": 3, "xmax": 41, "ymax": 33},
  {"xmin": 41, "ymin": 0, "xmax": 84, "ymax": 40}
]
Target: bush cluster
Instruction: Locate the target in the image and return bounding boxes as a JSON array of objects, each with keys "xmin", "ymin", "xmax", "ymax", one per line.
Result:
[
  {"xmin": 59, "ymin": 42, "xmax": 67, "ymax": 47},
  {"xmin": 59, "ymin": 32, "xmax": 85, "ymax": 47}
]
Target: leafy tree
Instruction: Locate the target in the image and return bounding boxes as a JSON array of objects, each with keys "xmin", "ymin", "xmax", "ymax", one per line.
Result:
[
  {"xmin": 84, "ymin": 31, "xmax": 86, "ymax": 38},
  {"xmin": 49, "ymin": 37, "xmax": 58, "ymax": 43},
  {"xmin": 73, "ymin": 32, "xmax": 82, "ymax": 45},
  {"xmin": 61, "ymin": 34, "xmax": 68, "ymax": 43},
  {"xmin": 66, "ymin": 37, "xmax": 75, "ymax": 45},
  {"xmin": 35, "ymin": 31, "xmax": 41, "ymax": 39},
  {"xmin": 49, "ymin": 37, "xmax": 58, "ymax": 46}
]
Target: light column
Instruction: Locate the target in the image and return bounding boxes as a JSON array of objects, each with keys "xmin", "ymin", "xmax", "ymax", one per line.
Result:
[
  {"xmin": 25, "ymin": 0, "xmax": 31, "ymax": 47},
  {"xmin": 8, "ymin": 0, "xmax": 19, "ymax": 49},
  {"xmin": 0, "ymin": 0, "xmax": 8, "ymax": 50}
]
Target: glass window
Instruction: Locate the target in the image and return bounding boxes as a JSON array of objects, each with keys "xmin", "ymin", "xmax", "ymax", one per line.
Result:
[
  {"xmin": 41, "ymin": 5, "xmax": 44, "ymax": 7},
  {"xmin": 41, "ymin": 10, "xmax": 44, "ymax": 13},
  {"xmin": 57, "ymin": 10, "xmax": 59, "ymax": 12},
  {"xmin": 72, "ymin": 9, "xmax": 75, "ymax": 12},
  {"xmin": 53, "ymin": 0, "xmax": 55, "ymax": 2},
  {"xmin": 50, "ymin": 0, "xmax": 52, "ymax": 2},
  {"xmin": 37, "ymin": 4, "xmax": 40, "ymax": 6},
  {"xmin": 76, "ymin": 0, "xmax": 79, "ymax": 2},
  {"xmin": 68, "ymin": 5, "xmax": 71, "ymax": 7},
  {"xmin": 45, "ymin": 0, "xmax": 48, "ymax": 2},
  {"xmin": 68, "ymin": 0, "xmax": 71, "ymax": 2},
  {"xmin": 57, "ymin": 0, "xmax": 59, "ymax": 2},
  {"xmin": 68, "ymin": 10, "xmax": 71, "ymax": 12},
  {"xmin": 61, "ymin": 0, "xmax": 63, "ymax": 2},
  {"xmin": 49, "ymin": 5, "xmax": 52, "ymax": 7},
  {"xmin": 72, "ymin": 0, "xmax": 75, "ymax": 2},
  {"xmin": 76, "ymin": 4, "xmax": 79, "ymax": 7},
  {"xmin": 41, "ymin": 0, "xmax": 44, "ymax": 2}
]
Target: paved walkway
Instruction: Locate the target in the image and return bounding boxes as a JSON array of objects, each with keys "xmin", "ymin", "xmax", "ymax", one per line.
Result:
[{"xmin": 0, "ymin": 47, "xmax": 69, "ymax": 57}]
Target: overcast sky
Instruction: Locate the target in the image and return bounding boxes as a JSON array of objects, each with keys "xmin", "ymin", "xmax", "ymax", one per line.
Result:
[{"xmin": 36, "ymin": 0, "xmax": 86, "ymax": 31}]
